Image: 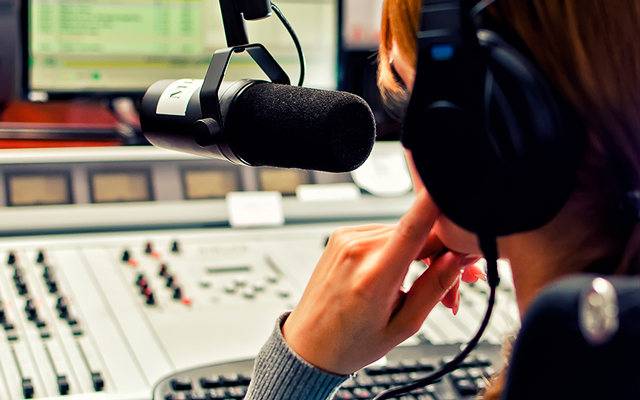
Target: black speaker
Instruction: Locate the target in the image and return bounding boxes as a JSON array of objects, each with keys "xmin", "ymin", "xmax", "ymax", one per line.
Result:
[{"xmin": 402, "ymin": 0, "xmax": 585, "ymax": 236}]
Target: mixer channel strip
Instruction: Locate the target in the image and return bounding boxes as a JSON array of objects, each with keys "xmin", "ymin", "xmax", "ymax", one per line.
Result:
[
  {"xmin": 10, "ymin": 346, "xmax": 35, "ymax": 399},
  {"xmin": 44, "ymin": 343, "xmax": 70, "ymax": 395},
  {"xmin": 77, "ymin": 341, "xmax": 105, "ymax": 392}
]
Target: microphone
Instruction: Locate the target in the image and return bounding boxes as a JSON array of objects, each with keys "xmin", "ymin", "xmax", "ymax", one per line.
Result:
[{"xmin": 139, "ymin": 79, "xmax": 376, "ymax": 173}]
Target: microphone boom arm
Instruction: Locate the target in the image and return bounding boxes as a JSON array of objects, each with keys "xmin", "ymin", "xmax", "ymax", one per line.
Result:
[{"xmin": 219, "ymin": 0, "xmax": 273, "ymax": 47}]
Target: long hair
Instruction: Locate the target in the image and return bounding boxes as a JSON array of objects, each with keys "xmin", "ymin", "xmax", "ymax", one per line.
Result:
[{"xmin": 377, "ymin": 0, "xmax": 640, "ymax": 397}]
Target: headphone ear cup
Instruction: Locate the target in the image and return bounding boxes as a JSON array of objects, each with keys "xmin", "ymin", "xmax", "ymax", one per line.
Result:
[
  {"xmin": 403, "ymin": 29, "xmax": 584, "ymax": 236},
  {"xmin": 479, "ymin": 29, "xmax": 584, "ymax": 234},
  {"xmin": 404, "ymin": 101, "xmax": 498, "ymax": 235}
]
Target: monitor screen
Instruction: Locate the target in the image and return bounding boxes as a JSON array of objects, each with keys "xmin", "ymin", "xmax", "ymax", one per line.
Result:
[
  {"xmin": 341, "ymin": 0, "xmax": 382, "ymax": 51},
  {"xmin": 26, "ymin": 0, "xmax": 338, "ymax": 96},
  {"xmin": 338, "ymin": 0, "xmax": 400, "ymax": 139}
]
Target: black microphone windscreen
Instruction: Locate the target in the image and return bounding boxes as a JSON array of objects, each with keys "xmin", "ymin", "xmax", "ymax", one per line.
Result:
[{"xmin": 224, "ymin": 82, "xmax": 376, "ymax": 172}]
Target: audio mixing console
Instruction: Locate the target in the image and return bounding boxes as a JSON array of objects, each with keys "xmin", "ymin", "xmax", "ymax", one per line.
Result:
[{"xmin": 0, "ymin": 143, "xmax": 519, "ymax": 400}]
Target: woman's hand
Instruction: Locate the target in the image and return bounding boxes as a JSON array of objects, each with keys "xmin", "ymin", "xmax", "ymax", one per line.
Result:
[{"xmin": 282, "ymin": 189, "xmax": 483, "ymax": 375}]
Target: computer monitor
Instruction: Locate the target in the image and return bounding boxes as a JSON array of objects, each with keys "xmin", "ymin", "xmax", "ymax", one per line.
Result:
[
  {"xmin": 24, "ymin": 0, "xmax": 338, "ymax": 98},
  {"xmin": 338, "ymin": 0, "xmax": 401, "ymax": 139}
]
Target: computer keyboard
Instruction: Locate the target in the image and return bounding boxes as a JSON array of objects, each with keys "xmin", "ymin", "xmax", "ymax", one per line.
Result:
[{"xmin": 155, "ymin": 342, "xmax": 502, "ymax": 400}]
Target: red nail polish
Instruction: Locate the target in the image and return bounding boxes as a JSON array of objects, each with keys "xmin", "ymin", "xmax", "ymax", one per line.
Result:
[{"xmin": 452, "ymin": 292, "xmax": 460, "ymax": 315}]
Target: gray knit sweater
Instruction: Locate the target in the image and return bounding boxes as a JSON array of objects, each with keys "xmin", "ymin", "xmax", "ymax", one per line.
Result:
[{"xmin": 244, "ymin": 313, "xmax": 351, "ymax": 400}]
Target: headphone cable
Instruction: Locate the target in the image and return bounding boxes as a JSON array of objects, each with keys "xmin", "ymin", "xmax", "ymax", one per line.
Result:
[{"xmin": 372, "ymin": 236, "xmax": 500, "ymax": 400}]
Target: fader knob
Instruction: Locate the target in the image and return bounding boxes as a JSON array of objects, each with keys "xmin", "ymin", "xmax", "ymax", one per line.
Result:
[
  {"xmin": 159, "ymin": 264, "xmax": 168, "ymax": 277},
  {"xmin": 166, "ymin": 275, "xmax": 175, "ymax": 287},
  {"xmin": 145, "ymin": 293, "xmax": 156, "ymax": 305},
  {"xmin": 56, "ymin": 297, "xmax": 69, "ymax": 318},
  {"xmin": 13, "ymin": 268, "xmax": 24, "ymax": 281},
  {"xmin": 173, "ymin": 286, "xmax": 182, "ymax": 300},
  {"xmin": 7, "ymin": 252, "xmax": 16, "ymax": 265},
  {"xmin": 47, "ymin": 281, "xmax": 58, "ymax": 294},
  {"xmin": 22, "ymin": 378, "xmax": 34, "ymax": 399},
  {"xmin": 122, "ymin": 250, "xmax": 131, "ymax": 262},
  {"xmin": 144, "ymin": 242, "xmax": 153, "ymax": 254},
  {"xmin": 25, "ymin": 299, "xmax": 37, "ymax": 320},
  {"xmin": 92, "ymin": 372, "xmax": 104, "ymax": 391},
  {"xmin": 57, "ymin": 376, "xmax": 70, "ymax": 395},
  {"xmin": 36, "ymin": 251, "xmax": 45, "ymax": 264},
  {"xmin": 171, "ymin": 241, "xmax": 180, "ymax": 253},
  {"xmin": 17, "ymin": 283, "xmax": 29, "ymax": 296}
]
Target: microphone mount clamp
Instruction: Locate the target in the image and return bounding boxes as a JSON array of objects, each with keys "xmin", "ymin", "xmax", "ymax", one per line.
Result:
[{"xmin": 193, "ymin": 43, "xmax": 290, "ymax": 148}]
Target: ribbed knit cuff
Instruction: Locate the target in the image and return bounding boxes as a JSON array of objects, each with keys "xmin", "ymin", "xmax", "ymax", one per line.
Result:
[{"xmin": 245, "ymin": 312, "xmax": 350, "ymax": 400}]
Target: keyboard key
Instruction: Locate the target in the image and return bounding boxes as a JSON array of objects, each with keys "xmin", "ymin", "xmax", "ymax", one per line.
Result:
[
  {"xmin": 467, "ymin": 367, "xmax": 484, "ymax": 379},
  {"xmin": 207, "ymin": 388, "xmax": 229, "ymax": 399},
  {"xmin": 220, "ymin": 373, "xmax": 241, "ymax": 385},
  {"xmin": 372, "ymin": 375, "xmax": 393, "ymax": 386},
  {"xmin": 453, "ymin": 378, "xmax": 477, "ymax": 396},
  {"xmin": 227, "ymin": 386, "xmax": 247, "ymax": 398},
  {"xmin": 475, "ymin": 378, "xmax": 488, "ymax": 391},
  {"xmin": 341, "ymin": 378, "xmax": 357, "ymax": 388},
  {"xmin": 200, "ymin": 376, "xmax": 221, "ymax": 388},
  {"xmin": 352, "ymin": 388, "xmax": 372, "ymax": 399},
  {"xmin": 364, "ymin": 365, "xmax": 387, "ymax": 375},
  {"xmin": 483, "ymin": 366, "xmax": 496, "ymax": 378},
  {"xmin": 238, "ymin": 373, "xmax": 252, "ymax": 384},
  {"xmin": 450, "ymin": 369, "xmax": 468, "ymax": 380},
  {"xmin": 370, "ymin": 386, "xmax": 387, "ymax": 395},
  {"xmin": 355, "ymin": 375, "xmax": 375, "ymax": 387},
  {"xmin": 385, "ymin": 361, "xmax": 403, "ymax": 374},
  {"xmin": 475, "ymin": 353, "xmax": 492, "ymax": 366},
  {"xmin": 391, "ymin": 373, "xmax": 412, "ymax": 385},
  {"xmin": 334, "ymin": 389, "xmax": 354, "ymax": 399},
  {"xmin": 400, "ymin": 359, "xmax": 420, "ymax": 372},
  {"xmin": 408, "ymin": 371, "xmax": 431, "ymax": 380},
  {"xmin": 417, "ymin": 358, "xmax": 436, "ymax": 371},
  {"xmin": 170, "ymin": 378, "xmax": 192, "ymax": 391}
]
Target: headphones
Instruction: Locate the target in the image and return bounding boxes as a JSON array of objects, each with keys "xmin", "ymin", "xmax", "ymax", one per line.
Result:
[{"xmin": 401, "ymin": 0, "xmax": 586, "ymax": 237}]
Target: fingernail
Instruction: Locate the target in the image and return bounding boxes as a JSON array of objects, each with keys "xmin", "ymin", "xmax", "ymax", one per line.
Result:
[
  {"xmin": 452, "ymin": 292, "xmax": 460, "ymax": 316},
  {"xmin": 475, "ymin": 271, "xmax": 488, "ymax": 282},
  {"xmin": 459, "ymin": 256, "xmax": 480, "ymax": 268}
]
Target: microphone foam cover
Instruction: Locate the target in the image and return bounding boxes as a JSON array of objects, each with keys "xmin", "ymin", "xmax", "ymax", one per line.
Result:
[{"xmin": 224, "ymin": 82, "xmax": 376, "ymax": 172}]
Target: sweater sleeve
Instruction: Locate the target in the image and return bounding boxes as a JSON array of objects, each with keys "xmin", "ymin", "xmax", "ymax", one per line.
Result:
[{"xmin": 244, "ymin": 313, "xmax": 351, "ymax": 400}]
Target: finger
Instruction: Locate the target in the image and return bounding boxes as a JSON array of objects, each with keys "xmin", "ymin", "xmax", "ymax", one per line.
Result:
[
  {"xmin": 347, "ymin": 224, "xmax": 394, "ymax": 233},
  {"xmin": 461, "ymin": 264, "xmax": 487, "ymax": 283},
  {"xmin": 415, "ymin": 232, "xmax": 445, "ymax": 261},
  {"xmin": 325, "ymin": 225, "xmax": 394, "ymax": 252},
  {"xmin": 461, "ymin": 267, "xmax": 479, "ymax": 284},
  {"xmin": 387, "ymin": 251, "xmax": 462, "ymax": 336},
  {"xmin": 441, "ymin": 275, "xmax": 461, "ymax": 309},
  {"xmin": 375, "ymin": 189, "xmax": 439, "ymax": 280}
]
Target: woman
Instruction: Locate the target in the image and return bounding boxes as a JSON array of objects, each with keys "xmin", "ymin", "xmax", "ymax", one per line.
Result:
[{"xmin": 245, "ymin": 0, "xmax": 640, "ymax": 399}]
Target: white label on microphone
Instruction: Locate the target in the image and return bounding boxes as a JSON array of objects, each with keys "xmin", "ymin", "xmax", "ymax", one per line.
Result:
[
  {"xmin": 226, "ymin": 191, "xmax": 285, "ymax": 228},
  {"xmin": 156, "ymin": 78, "xmax": 204, "ymax": 116}
]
